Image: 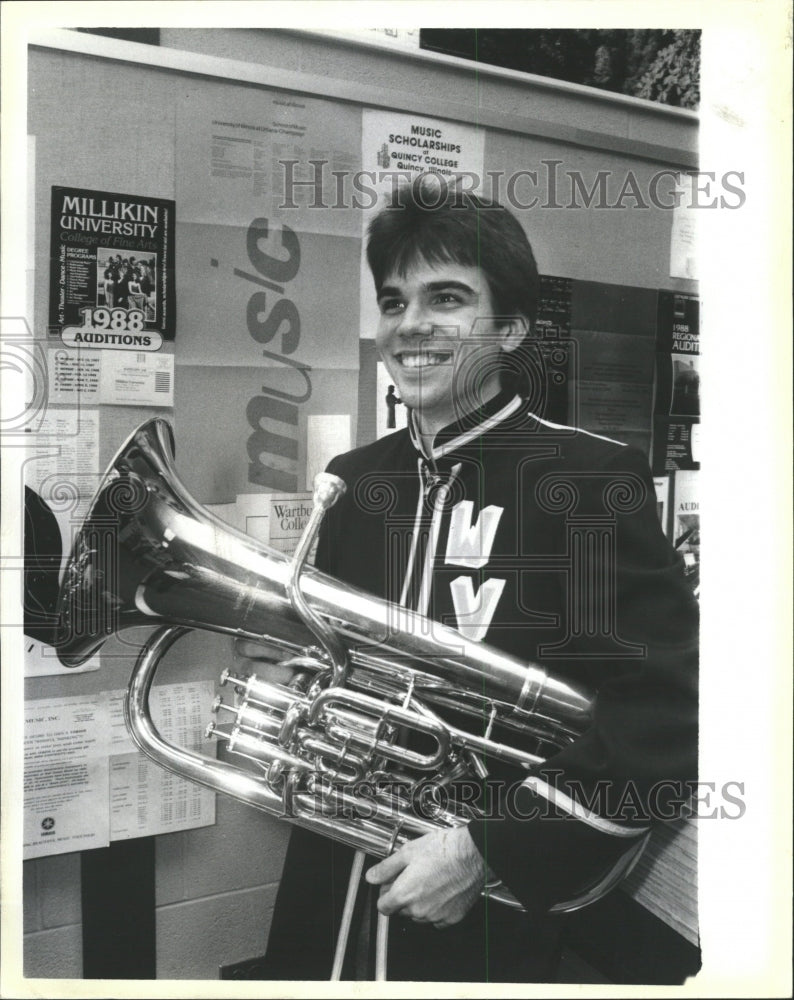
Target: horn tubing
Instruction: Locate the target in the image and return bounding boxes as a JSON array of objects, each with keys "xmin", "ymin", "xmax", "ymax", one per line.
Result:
[
  {"xmin": 284, "ymin": 472, "xmax": 349, "ymax": 685},
  {"xmin": 122, "ymin": 624, "xmax": 446, "ymax": 857},
  {"xmin": 124, "ymin": 625, "xmax": 285, "ymax": 813}
]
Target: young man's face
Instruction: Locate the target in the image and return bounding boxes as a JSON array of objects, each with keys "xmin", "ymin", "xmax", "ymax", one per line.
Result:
[{"xmin": 375, "ymin": 260, "xmax": 515, "ymax": 437}]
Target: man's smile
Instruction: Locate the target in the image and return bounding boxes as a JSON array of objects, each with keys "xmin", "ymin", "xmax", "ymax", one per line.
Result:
[{"xmin": 395, "ymin": 350, "xmax": 454, "ymax": 369}]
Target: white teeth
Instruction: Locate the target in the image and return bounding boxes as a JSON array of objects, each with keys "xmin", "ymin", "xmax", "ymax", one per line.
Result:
[{"xmin": 399, "ymin": 353, "xmax": 451, "ymax": 369}]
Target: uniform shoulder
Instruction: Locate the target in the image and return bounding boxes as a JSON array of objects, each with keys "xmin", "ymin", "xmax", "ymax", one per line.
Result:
[
  {"xmin": 529, "ymin": 414, "xmax": 648, "ymax": 474},
  {"xmin": 559, "ymin": 436, "xmax": 654, "ymax": 485},
  {"xmin": 325, "ymin": 428, "xmax": 412, "ymax": 479}
]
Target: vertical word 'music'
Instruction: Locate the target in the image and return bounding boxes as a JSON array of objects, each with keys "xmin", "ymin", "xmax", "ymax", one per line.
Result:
[{"xmin": 236, "ymin": 218, "xmax": 312, "ymax": 492}]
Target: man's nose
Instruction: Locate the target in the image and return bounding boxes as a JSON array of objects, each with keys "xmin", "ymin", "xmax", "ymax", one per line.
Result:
[{"xmin": 394, "ymin": 298, "xmax": 434, "ymax": 337}]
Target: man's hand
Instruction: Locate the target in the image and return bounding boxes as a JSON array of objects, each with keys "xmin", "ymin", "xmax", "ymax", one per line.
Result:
[
  {"xmin": 365, "ymin": 825, "xmax": 486, "ymax": 929},
  {"xmin": 232, "ymin": 637, "xmax": 297, "ymax": 686}
]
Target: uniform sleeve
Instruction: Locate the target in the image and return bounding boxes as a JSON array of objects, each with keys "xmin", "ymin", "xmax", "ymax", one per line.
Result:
[{"xmin": 467, "ymin": 445, "xmax": 699, "ymax": 919}]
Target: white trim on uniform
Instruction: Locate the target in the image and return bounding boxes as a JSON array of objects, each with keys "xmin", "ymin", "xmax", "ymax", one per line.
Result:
[
  {"xmin": 408, "ymin": 394, "xmax": 524, "ymax": 460},
  {"xmin": 527, "ymin": 411, "xmax": 628, "ymax": 448},
  {"xmin": 523, "ymin": 776, "xmax": 650, "ymax": 838},
  {"xmin": 398, "ymin": 458, "xmax": 427, "ymax": 608},
  {"xmin": 416, "ymin": 463, "xmax": 462, "ymax": 616}
]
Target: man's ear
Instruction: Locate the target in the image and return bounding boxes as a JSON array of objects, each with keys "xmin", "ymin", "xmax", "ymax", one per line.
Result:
[{"xmin": 499, "ymin": 317, "xmax": 529, "ymax": 354}]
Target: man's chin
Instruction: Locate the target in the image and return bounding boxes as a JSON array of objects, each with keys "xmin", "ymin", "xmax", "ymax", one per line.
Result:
[{"xmin": 397, "ymin": 389, "xmax": 439, "ymax": 415}]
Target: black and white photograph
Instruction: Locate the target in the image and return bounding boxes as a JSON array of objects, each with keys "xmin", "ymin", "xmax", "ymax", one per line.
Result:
[{"xmin": 1, "ymin": 3, "xmax": 791, "ymax": 997}]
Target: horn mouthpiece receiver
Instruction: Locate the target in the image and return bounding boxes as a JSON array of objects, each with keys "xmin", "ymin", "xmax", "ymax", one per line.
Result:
[{"xmin": 312, "ymin": 473, "xmax": 347, "ymax": 512}]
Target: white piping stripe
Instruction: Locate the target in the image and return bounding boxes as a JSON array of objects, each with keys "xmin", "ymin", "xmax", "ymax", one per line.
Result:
[
  {"xmin": 417, "ymin": 463, "xmax": 461, "ymax": 616},
  {"xmin": 528, "ymin": 411, "xmax": 627, "ymax": 448},
  {"xmin": 399, "ymin": 458, "xmax": 427, "ymax": 608},
  {"xmin": 407, "ymin": 395, "xmax": 524, "ymax": 460},
  {"xmin": 135, "ymin": 585, "xmax": 159, "ymax": 618},
  {"xmin": 432, "ymin": 396, "xmax": 524, "ymax": 458},
  {"xmin": 523, "ymin": 777, "xmax": 650, "ymax": 837}
]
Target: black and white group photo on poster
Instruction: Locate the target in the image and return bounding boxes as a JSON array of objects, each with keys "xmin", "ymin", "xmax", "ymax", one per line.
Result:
[
  {"xmin": 1, "ymin": 5, "xmax": 791, "ymax": 999},
  {"xmin": 97, "ymin": 249, "xmax": 158, "ymax": 320}
]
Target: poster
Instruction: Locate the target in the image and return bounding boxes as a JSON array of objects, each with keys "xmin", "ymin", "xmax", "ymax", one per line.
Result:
[
  {"xmin": 672, "ymin": 470, "xmax": 700, "ymax": 595},
  {"xmin": 23, "ymin": 683, "xmax": 219, "ymax": 859},
  {"xmin": 47, "ymin": 347, "xmax": 101, "ymax": 403},
  {"xmin": 176, "ymin": 88, "xmax": 361, "ymax": 236},
  {"xmin": 23, "ymin": 695, "xmax": 110, "ymax": 859},
  {"xmin": 98, "ymin": 350, "xmax": 174, "ymax": 407},
  {"xmin": 670, "ymin": 173, "xmax": 700, "ymax": 280},
  {"xmin": 172, "ymin": 89, "xmax": 362, "ymax": 517},
  {"xmin": 266, "ymin": 492, "xmax": 314, "ymax": 555},
  {"xmin": 108, "ymin": 683, "xmax": 216, "ymax": 841},
  {"xmin": 571, "ymin": 329, "xmax": 656, "ymax": 442},
  {"xmin": 655, "ymin": 291, "xmax": 701, "ymax": 417},
  {"xmin": 23, "ymin": 408, "xmax": 100, "ymax": 521},
  {"xmin": 652, "ymin": 416, "xmax": 701, "ymax": 474},
  {"xmin": 654, "ymin": 475, "xmax": 671, "ymax": 536},
  {"xmin": 536, "ymin": 275, "xmax": 573, "ymax": 338},
  {"xmin": 653, "ymin": 291, "xmax": 701, "ymax": 472},
  {"xmin": 49, "ymin": 186, "xmax": 176, "ymax": 343}
]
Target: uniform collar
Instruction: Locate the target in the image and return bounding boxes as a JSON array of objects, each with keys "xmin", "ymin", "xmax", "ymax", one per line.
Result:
[{"xmin": 407, "ymin": 390, "xmax": 524, "ymax": 460}]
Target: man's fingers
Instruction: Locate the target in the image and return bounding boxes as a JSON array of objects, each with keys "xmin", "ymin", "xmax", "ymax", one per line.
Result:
[
  {"xmin": 233, "ymin": 638, "xmax": 297, "ymax": 685},
  {"xmin": 234, "ymin": 637, "xmax": 280, "ymax": 660},
  {"xmin": 375, "ymin": 877, "xmax": 424, "ymax": 920},
  {"xmin": 366, "ymin": 849, "xmax": 409, "ymax": 886},
  {"xmin": 375, "ymin": 884, "xmax": 406, "ymax": 917}
]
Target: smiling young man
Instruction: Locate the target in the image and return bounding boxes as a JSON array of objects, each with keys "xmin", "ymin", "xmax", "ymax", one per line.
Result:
[{"xmin": 249, "ymin": 175, "xmax": 699, "ymax": 983}]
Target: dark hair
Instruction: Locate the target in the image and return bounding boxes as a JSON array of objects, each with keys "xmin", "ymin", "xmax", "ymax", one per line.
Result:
[{"xmin": 366, "ymin": 174, "xmax": 540, "ymax": 328}]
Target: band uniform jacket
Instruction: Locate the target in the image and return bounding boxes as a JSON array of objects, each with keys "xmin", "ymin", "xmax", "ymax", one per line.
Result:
[{"xmin": 262, "ymin": 389, "xmax": 699, "ymax": 982}]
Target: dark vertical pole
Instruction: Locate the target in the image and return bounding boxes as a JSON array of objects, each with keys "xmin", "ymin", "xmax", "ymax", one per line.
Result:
[{"xmin": 81, "ymin": 837, "xmax": 156, "ymax": 978}]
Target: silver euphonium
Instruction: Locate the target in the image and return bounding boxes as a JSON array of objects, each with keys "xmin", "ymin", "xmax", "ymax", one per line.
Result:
[{"xmin": 55, "ymin": 418, "xmax": 646, "ymax": 915}]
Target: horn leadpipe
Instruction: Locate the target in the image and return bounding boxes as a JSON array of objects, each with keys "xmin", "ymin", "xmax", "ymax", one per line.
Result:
[{"xmin": 284, "ymin": 472, "xmax": 349, "ymax": 685}]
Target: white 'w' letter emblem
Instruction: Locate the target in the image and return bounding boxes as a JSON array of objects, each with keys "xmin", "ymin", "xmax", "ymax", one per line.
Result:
[{"xmin": 444, "ymin": 501, "xmax": 503, "ymax": 568}]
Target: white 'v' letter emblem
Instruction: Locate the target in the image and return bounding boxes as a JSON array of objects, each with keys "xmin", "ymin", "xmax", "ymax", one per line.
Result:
[
  {"xmin": 445, "ymin": 500, "xmax": 503, "ymax": 569},
  {"xmin": 450, "ymin": 576, "xmax": 506, "ymax": 642}
]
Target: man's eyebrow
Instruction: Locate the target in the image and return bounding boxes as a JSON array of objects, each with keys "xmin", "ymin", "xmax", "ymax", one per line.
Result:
[
  {"xmin": 377, "ymin": 280, "xmax": 479, "ymax": 302},
  {"xmin": 425, "ymin": 280, "xmax": 478, "ymax": 296},
  {"xmin": 377, "ymin": 280, "xmax": 478, "ymax": 299}
]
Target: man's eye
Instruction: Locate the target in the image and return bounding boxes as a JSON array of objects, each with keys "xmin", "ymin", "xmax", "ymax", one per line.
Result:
[
  {"xmin": 432, "ymin": 292, "xmax": 463, "ymax": 306},
  {"xmin": 379, "ymin": 299, "xmax": 404, "ymax": 315}
]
